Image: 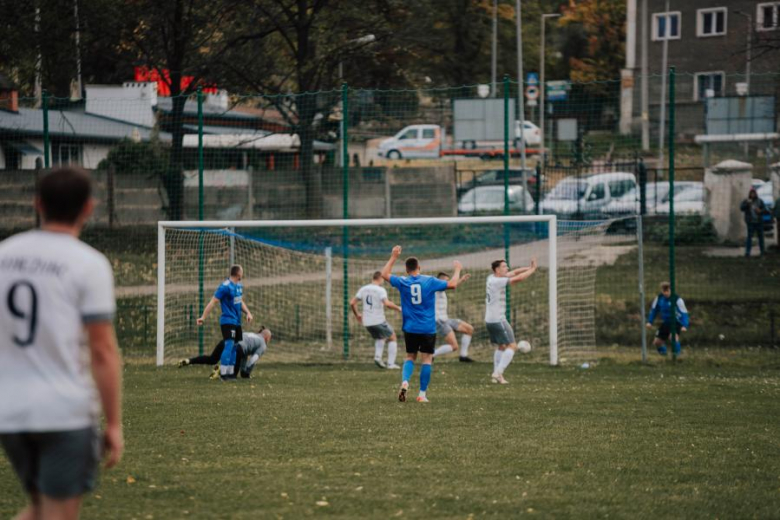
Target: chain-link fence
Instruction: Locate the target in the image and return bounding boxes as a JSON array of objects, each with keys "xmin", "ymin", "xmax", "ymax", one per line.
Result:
[{"xmin": 1, "ymin": 72, "xmax": 778, "ymax": 360}]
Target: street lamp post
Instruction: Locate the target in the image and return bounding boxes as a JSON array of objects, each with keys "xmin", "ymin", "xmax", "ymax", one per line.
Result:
[{"xmin": 540, "ymin": 13, "xmax": 561, "ymax": 164}]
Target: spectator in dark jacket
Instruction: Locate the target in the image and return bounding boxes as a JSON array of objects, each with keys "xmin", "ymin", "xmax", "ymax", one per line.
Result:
[{"xmin": 740, "ymin": 188, "xmax": 767, "ymax": 257}]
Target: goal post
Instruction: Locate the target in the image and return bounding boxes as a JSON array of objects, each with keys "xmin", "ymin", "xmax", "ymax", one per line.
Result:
[{"xmin": 157, "ymin": 215, "xmax": 573, "ymax": 366}]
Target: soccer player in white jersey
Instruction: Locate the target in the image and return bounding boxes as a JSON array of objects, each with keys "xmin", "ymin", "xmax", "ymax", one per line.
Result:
[
  {"xmin": 350, "ymin": 271, "xmax": 402, "ymax": 369},
  {"xmin": 432, "ymin": 271, "xmax": 475, "ymax": 362},
  {"xmin": 485, "ymin": 258, "xmax": 537, "ymax": 384},
  {"xmin": 0, "ymin": 167, "xmax": 123, "ymax": 520}
]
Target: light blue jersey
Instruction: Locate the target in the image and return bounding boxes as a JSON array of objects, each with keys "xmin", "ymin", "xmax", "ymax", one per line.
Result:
[
  {"xmin": 390, "ymin": 274, "xmax": 448, "ymax": 334},
  {"xmin": 214, "ymin": 279, "xmax": 243, "ymax": 326}
]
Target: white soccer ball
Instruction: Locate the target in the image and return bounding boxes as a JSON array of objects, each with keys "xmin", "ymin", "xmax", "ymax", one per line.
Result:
[
  {"xmin": 718, "ymin": 334, "xmax": 725, "ymax": 341},
  {"xmin": 518, "ymin": 340, "xmax": 531, "ymax": 354}
]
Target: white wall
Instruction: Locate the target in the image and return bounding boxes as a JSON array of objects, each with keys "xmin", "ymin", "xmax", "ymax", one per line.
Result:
[
  {"xmin": 86, "ymin": 83, "xmax": 156, "ymax": 128},
  {"xmin": 82, "ymin": 144, "xmax": 110, "ymax": 169}
]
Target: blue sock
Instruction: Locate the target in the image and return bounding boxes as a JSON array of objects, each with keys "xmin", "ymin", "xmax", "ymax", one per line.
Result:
[
  {"xmin": 420, "ymin": 364, "xmax": 432, "ymax": 392},
  {"xmin": 673, "ymin": 341, "xmax": 681, "ymax": 355},
  {"xmin": 402, "ymin": 360, "xmax": 414, "ymax": 383},
  {"xmin": 657, "ymin": 345, "xmax": 667, "ymax": 356},
  {"xmin": 221, "ymin": 339, "xmax": 235, "ymax": 373}
]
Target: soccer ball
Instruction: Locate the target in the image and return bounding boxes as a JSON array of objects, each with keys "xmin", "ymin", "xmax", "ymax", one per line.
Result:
[{"xmin": 518, "ymin": 340, "xmax": 531, "ymax": 354}]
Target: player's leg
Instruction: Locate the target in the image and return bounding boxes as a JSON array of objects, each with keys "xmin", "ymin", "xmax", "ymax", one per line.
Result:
[
  {"xmin": 456, "ymin": 320, "xmax": 475, "ymax": 362},
  {"xmin": 399, "ymin": 332, "xmax": 420, "ymax": 402},
  {"xmin": 219, "ymin": 325, "xmax": 238, "ymax": 379},
  {"xmin": 366, "ymin": 325, "xmax": 387, "ymax": 368},
  {"xmin": 417, "ymin": 348, "xmax": 435, "ymax": 403},
  {"xmin": 386, "ymin": 331, "xmax": 400, "ymax": 369},
  {"xmin": 433, "ymin": 330, "xmax": 458, "ymax": 358},
  {"xmin": 241, "ymin": 342, "xmax": 267, "ymax": 378},
  {"xmin": 655, "ymin": 324, "xmax": 670, "ymax": 355},
  {"xmin": 181, "ymin": 340, "xmax": 225, "ymax": 367},
  {"xmin": 672, "ymin": 327, "xmax": 683, "ymax": 356},
  {"xmin": 493, "ymin": 320, "xmax": 517, "ymax": 383},
  {"xmin": 39, "ymin": 495, "xmax": 83, "ymax": 520}
]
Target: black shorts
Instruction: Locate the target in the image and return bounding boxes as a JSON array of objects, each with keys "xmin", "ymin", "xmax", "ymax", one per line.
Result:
[
  {"xmin": 221, "ymin": 324, "xmax": 243, "ymax": 343},
  {"xmin": 403, "ymin": 332, "xmax": 437, "ymax": 354},
  {"xmin": 656, "ymin": 322, "xmax": 683, "ymax": 341},
  {"xmin": 0, "ymin": 426, "xmax": 101, "ymax": 499}
]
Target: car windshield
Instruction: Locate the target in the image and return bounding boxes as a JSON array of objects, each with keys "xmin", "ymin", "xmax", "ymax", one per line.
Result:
[
  {"xmin": 547, "ymin": 180, "xmax": 587, "ymax": 200},
  {"xmin": 616, "ymin": 188, "xmax": 638, "ymax": 202}
]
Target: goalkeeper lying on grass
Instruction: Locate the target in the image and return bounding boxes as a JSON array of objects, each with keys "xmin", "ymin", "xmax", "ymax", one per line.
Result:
[{"xmin": 179, "ymin": 326, "xmax": 272, "ymax": 379}]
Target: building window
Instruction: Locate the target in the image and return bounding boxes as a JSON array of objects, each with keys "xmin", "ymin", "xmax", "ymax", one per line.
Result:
[
  {"xmin": 652, "ymin": 12, "xmax": 681, "ymax": 41},
  {"xmin": 757, "ymin": 2, "xmax": 780, "ymax": 30},
  {"xmin": 52, "ymin": 144, "xmax": 81, "ymax": 166},
  {"xmin": 694, "ymin": 72, "xmax": 725, "ymax": 101},
  {"xmin": 697, "ymin": 8, "xmax": 727, "ymax": 37}
]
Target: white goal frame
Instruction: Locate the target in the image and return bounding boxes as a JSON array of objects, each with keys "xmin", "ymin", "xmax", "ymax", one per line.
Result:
[{"xmin": 157, "ymin": 216, "xmax": 559, "ymax": 366}]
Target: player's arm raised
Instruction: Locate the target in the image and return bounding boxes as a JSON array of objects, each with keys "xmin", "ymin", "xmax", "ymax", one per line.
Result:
[
  {"xmin": 349, "ymin": 296, "xmax": 363, "ymax": 323},
  {"xmin": 87, "ymin": 321, "xmax": 124, "ymax": 469},
  {"xmin": 509, "ymin": 258, "xmax": 537, "ymax": 285},
  {"xmin": 197, "ymin": 297, "xmax": 219, "ymax": 325},
  {"xmin": 241, "ymin": 301, "xmax": 254, "ymax": 323},
  {"xmin": 381, "ymin": 245, "xmax": 402, "ymax": 282},
  {"xmin": 446, "ymin": 260, "xmax": 463, "ymax": 289}
]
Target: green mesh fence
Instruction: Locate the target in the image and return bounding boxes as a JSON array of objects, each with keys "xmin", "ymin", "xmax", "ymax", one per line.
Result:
[{"xmin": 0, "ymin": 72, "xmax": 778, "ymax": 360}]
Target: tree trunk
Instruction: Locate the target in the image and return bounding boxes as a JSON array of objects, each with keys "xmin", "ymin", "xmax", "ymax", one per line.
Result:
[
  {"xmin": 164, "ymin": 89, "xmax": 187, "ymax": 220},
  {"xmin": 297, "ymin": 94, "xmax": 322, "ymax": 219}
]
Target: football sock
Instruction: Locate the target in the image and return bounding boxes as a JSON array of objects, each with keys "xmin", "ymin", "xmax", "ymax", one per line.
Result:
[
  {"xmin": 374, "ymin": 340, "xmax": 385, "ymax": 361},
  {"xmin": 220, "ymin": 339, "xmax": 235, "ymax": 376},
  {"xmin": 418, "ymin": 391, "xmax": 427, "ymax": 398},
  {"xmin": 493, "ymin": 350, "xmax": 502, "ymax": 373},
  {"xmin": 459, "ymin": 334, "xmax": 472, "ymax": 357},
  {"xmin": 420, "ymin": 364, "xmax": 432, "ymax": 392},
  {"xmin": 496, "ymin": 349, "xmax": 515, "ymax": 375},
  {"xmin": 673, "ymin": 341, "xmax": 681, "ymax": 355},
  {"xmin": 387, "ymin": 341, "xmax": 398, "ymax": 365},
  {"xmin": 402, "ymin": 360, "xmax": 414, "ymax": 383},
  {"xmin": 434, "ymin": 345, "xmax": 454, "ymax": 357}
]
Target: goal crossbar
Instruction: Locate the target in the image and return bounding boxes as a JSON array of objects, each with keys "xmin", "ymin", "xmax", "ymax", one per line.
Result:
[{"xmin": 157, "ymin": 216, "xmax": 559, "ymax": 366}]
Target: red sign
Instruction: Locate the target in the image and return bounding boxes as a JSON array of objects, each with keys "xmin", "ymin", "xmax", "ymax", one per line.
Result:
[{"xmin": 133, "ymin": 67, "xmax": 218, "ymax": 97}]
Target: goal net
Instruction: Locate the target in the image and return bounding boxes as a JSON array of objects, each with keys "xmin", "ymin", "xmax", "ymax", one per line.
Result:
[{"xmin": 157, "ymin": 216, "xmax": 638, "ymax": 366}]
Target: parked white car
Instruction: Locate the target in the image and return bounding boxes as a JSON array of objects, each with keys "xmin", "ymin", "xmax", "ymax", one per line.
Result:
[
  {"xmin": 601, "ymin": 181, "xmax": 699, "ymax": 216},
  {"xmin": 377, "ymin": 124, "xmax": 443, "ymax": 160},
  {"xmin": 458, "ymin": 185, "xmax": 535, "ymax": 215},
  {"xmin": 541, "ymin": 172, "xmax": 636, "ymax": 217},
  {"xmin": 656, "ymin": 184, "xmax": 705, "ymax": 215}
]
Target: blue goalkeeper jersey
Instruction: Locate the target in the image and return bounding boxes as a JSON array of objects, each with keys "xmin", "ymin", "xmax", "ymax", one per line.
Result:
[
  {"xmin": 390, "ymin": 274, "xmax": 449, "ymax": 334},
  {"xmin": 648, "ymin": 293, "xmax": 689, "ymax": 328},
  {"xmin": 214, "ymin": 279, "xmax": 243, "ymax": 326}
]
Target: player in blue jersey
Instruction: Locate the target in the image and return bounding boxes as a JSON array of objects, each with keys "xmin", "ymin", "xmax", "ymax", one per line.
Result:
[
  {"xmin": 197, "ymin": 265, "xmax": 254, "ymax": 380},
  {"xmin": 381, "ymin": 245, "xmax": 464, "ymax": 403},
  {"xmin": 646, "ymin": 281, "xmax": 689, "ymax": 356}
]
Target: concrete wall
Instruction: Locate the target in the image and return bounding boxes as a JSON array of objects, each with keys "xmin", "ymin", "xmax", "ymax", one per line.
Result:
[
  {"xmin": 0, "ymin": 166, "xmax": 458, "ymax": 228},
  {"xmin": 704, "ymin": 160, "xmax": 752, "ymax": 242}
]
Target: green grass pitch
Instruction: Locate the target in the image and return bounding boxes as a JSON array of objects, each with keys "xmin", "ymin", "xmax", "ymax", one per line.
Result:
[{"xmin": 2, "ymin": 358, "xmax": 780, "ymax": 519}]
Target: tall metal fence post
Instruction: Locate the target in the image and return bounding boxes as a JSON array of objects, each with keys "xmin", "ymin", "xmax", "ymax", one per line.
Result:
[
  {"xmin": 637, "ymin": 215, "xmax": 647, "ymax": 363},
  {"xmin": 503, "ymin": 75, "xmax": 511, "ymax": 321},
  {"xmin": 668, "ymin": 66, "xmax": 678, "ymax": 362},
  {"xmin": 197, "ymin": 87, "xmax": 205, "ymax": 355},
  {"xmin": 342, "ymin": 82, "xmax": 350, "ymax": 360},
  {"xmin": 42, "ymin": 91, "xmax": 50, "ymax": 168}
]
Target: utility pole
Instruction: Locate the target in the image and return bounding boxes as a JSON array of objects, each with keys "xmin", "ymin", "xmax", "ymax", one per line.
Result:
[
  {"xmin": 641, "ymin": 0, "xmax": 649, "ymax": 151},
  {"xmin": 540, "ymin": 13, "xmax": 561, "ymax": 163},
  {"xmin": 491, "ymin": 0, "xmax": 498, "ymax": 97},
  {"xmin": 657, "ymin": 0, "xmax": 670, "ymax": 170},
  {"xmin": 516, "ymin": 0, "xmax": 528, "ymax": 212}
]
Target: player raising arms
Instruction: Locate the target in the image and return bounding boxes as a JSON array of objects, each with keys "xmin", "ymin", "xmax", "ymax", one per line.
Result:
[
  {"xmin": 197, "ymin": 265, "xmax": 253, "ymax": 381},
  {"xmin": 0, "ymin": 167, "xmax": 123, "ymax": 520},
  {"xmin": 485, "ymin": 258, "xmax": 538, "ymax": 384},
  {"xmin": 432, "ymin": 271, "xmax": 475, "ymax": 362},
  {"xmin": 350, "ymin": 271, "xmax": 402, "ymax": 369},
  {"xmin": 381, "ymin": 246, "xmax": 462, "ymax": 403}
]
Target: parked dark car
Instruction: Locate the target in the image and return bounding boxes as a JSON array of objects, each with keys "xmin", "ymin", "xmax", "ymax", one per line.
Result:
[{"xmin": 457, "ymin": 169, "xmax": 538, "ymax": 199}]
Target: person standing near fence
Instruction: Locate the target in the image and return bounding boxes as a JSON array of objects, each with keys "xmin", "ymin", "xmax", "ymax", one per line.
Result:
[
  {"xmin": 740, "ymin": 188, "xmax": 767, "ymax": 257},
  {"xmin": 0, "ymin": 167, "xmax": 124, "ymax": 520}
]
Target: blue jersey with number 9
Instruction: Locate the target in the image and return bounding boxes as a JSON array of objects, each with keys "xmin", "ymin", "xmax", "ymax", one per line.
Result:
[{"xmin": 390, "ymin": 274, "xmax": 448, "ymax": 334}]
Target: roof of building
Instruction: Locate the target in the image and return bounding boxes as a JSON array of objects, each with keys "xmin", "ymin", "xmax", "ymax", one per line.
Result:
[
  {"xmin": 155, "ymin": 97, "xmax": 258, "ymax": 120},
  {"xmin": 0, "ymin": 108, "xmax": 171, "ymax": 142}
]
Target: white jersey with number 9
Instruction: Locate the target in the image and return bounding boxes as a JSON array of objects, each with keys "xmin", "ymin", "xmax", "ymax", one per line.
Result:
[{"xmin": 0, "ymin": 230, "xmax": 116, "ymax": 433}]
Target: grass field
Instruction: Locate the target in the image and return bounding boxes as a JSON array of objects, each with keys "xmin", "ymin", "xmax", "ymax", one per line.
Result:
[{"xmin": 3, "ymin": 356, "xmax": 780, "ymax": 519}]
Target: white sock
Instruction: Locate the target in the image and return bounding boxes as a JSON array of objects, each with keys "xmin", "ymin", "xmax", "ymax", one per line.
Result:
[
  {"xmin": 459, "ymin": 335, "xmax": 472, "ymax": 357},
  {"xmin": 374, "ymin": 340, "xmax": 385, "ymax": 361},
  {"xmin": 493, "ymin": 350, "xmax": 502, "ymax": 373},
  {"xmin": 418, "ymin": 391, "xmax": 426, "ymax": 398},
  {"xmin": 387, "ymin": 341, "xmax": 398, "ymax": 365},
  {"xmin": 434, "ymin": 344, "xmax": 454, "ymax": 357},
  {"xmin": 220, "ymin": 363, "xmax": 234, "ymax": 376},
  {"xmin": 496, "ymin": 349, "xmax": 515, "ymax": 375}
]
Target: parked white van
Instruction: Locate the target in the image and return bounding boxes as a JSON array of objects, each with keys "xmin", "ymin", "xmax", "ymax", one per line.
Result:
[
  {"xmin": 377, "ymin": 124, "xmax": 443, "ymax": 159},
  {"xmin": 540, "ymin": 172, "xmax": 636, "ymax": 217}
]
